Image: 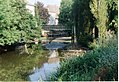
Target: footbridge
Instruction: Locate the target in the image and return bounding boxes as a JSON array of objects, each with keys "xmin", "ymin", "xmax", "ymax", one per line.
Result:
[{"xmin": 41, "ymin": 25, "xmax": 72, "ymax": 50}]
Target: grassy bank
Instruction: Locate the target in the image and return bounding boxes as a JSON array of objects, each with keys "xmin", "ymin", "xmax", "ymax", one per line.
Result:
[
  {"xmin": 0, "ymin": 44, "xmax": 48, "ymax": 81},
  {"xmin": 50, "ymin": 35, "xmax": 118, "ymax": 81}
]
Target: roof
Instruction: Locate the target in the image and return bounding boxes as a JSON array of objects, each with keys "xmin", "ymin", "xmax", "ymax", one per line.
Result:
[{"xmin": 46, "ymin": 5, "xmax": 60, "ymax": 14}]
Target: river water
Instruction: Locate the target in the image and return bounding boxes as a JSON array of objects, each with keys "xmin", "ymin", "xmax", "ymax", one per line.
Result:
[
  {"xmin": 0, "ymin": 49, "xmax": 48, "ymax": 81},
  {"xmin": 0, "ymin": 42, "xmax": 68, "ymax": 81},
  {"xmin": 29, "ymin": 42, "xmax": 68, "ymax": 81},
  {"xmin": 29, "ymin": 50, "xmax": 60, "ymax": 81},
  {"xmin": 29, "ymin": 57, "xmax": 60, "ymax": 81}
]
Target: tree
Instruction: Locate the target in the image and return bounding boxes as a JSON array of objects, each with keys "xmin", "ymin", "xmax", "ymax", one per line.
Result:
[
  {"xmin": 90, "ymin": 0, "xmax": 108, "ymax": 45},
  {"xmin": 72, "ymin": 0, "xmax": 95, "ymax": 47},
  {"xmin": 58, "ymin": 0, "xmax": 75, "ymax": 43},
  {"xmin": 0, "ymin": 0, "xmax": 40, "ymax": 46},
  {"xmin": 58, "ymin": 0, "xmax": 73, "ymax": 29},
  {"xmin": 107, "ymin": 0, "xmax": 118, "ymax": 33},
  {"xmin": 90, "ymin": 0, "xmax": 118, "ymax": 44},
  {"xmin": 35, "ymin": 2, "xmax": 49, "ymax": 25},
  {"xmin": 58, "ymin": 0, "xmax": 118, "ymax": 47}
]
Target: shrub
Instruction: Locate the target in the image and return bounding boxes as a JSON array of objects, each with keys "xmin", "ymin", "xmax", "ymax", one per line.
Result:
[
  {"xmin": 50, "ymin": 35, "xmax": 118, "ymax": 81},
  {"xmin": 0, "ymin": 0, "xmax": 40, "ymax": 46}
]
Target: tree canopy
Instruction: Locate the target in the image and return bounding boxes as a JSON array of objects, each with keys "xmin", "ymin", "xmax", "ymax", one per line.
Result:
[
  {"xmin": 59, "ymin": 0, "xmax": 118, "ymax": 47},
  {"xmin": 58, "ymin": 0, "xmax": 73, "ymax": 28},
  {"xmin": 35, "ymin": 2, "xmax": 50, "ymax": 25},
  {"xmin": 0, "ymin": 0, "xmax": 40, "ymax": 46}
]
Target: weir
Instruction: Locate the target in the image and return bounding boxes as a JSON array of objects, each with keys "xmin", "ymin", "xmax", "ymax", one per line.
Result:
[{"xmin": 29, "ymin": 25, "xmax": 72, "ymax": 81}]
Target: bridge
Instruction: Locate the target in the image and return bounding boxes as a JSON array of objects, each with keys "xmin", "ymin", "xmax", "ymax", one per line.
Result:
[
  {"xmin": 41, "ymin": 25, "xmax": 71, "ymax": 36},
  {"xmin": 41, "ymin": 25, "xmax": 72, "ymax": 50}
]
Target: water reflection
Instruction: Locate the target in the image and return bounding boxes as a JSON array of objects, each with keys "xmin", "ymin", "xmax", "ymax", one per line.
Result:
[
  {"xmin": 29, "ymin": 57, "xmax": 60, "ymax": 81},
  {"xmin": 29, "ymin": 42, "xmax": 68, "ymax": 81},
  {"xmin": 49, "ymin": 50, "xmax": 59, "ymax": 58}
]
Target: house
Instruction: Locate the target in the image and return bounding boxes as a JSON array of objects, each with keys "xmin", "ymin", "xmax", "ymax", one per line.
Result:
[
  {"xmin": 45, "ymin": 5, "xmax": 60, "ymax": 25},
  {"xmin": 26, "ymin": 4, "xmax": 35, "ymax": 16},
  {"xmin": 25, "ymin": 1, "xmax": 60, "ymax": 25},
  {"xmin": 25, "ymin": 0, "xmax": 35, "ymax": 16}
]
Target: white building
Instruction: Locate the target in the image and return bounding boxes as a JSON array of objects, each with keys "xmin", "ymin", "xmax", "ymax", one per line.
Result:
[
  {"xmin": 25, "ymin": 0, "xmax": 60, "ymax": 25},
  {"xmin": 46, "ymin": 5, "xmax": 60, "ymax": 25},
  {"xmin": 26, "ymin": 4, "xmax": 35, "ymax": 16},
  {"xmin": 25, "ymin": 0, "xmax": 35, "ymax": 16}
]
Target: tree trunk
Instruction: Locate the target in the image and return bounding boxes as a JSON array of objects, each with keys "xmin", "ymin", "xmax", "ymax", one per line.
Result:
[
  {"xmin": 24, "ymin": 44, "xmax": 29, "ymax": 54},
  {"xmin": 71, "ymin": 26, "xmax": 74, "ymax": 44}
]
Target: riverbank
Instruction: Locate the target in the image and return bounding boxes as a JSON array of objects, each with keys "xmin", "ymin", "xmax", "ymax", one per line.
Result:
[
  {"xmin": 50, "ymin": 36, "xmax": 118, "ymax": 81},
  {"xmin": 58, "ymin": 43, "xmax": 88, "ymax": 59},
  {"xmin": 0, "ymin": 44, "xmax": 49, "ymax": 81}
]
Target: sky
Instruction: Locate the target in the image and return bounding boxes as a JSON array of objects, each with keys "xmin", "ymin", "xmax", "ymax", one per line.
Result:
[{"xmin": 28, "ymin": 0, "xmax": 61, "ymax": 6}]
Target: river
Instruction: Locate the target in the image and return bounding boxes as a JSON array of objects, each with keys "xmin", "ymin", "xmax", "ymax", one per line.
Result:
[
  {"xmin": 29, "ymin": 42, "xmax": 69, "ymax": 81},
  {"xmin": 29, "ymin": 50, "xmax": 60, "ymax": 81},
  {"xmin": 0, "ymin": 42, "xmax": 68, "ymax": 81}
]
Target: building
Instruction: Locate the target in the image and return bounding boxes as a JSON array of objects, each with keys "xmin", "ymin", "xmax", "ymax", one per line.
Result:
[
  {"xmin": 25, "ymin": 0, "xmax": 35, "ymax": 16},
  {"xmin": 26, "ymin": 4, "xmax": 35, "ymax": 16},
  {"xmin": 25, "ymin": 0, "xmax": 60, "ymax": 25},
  {"xmin": 46, "ymin": 5, "xmax": 60, "ymax": 25}
]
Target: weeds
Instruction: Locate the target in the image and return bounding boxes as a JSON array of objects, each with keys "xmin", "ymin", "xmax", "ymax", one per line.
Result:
[{"xmin": 50, "ymin": 35, "xmax": 118, "ymax": 81}]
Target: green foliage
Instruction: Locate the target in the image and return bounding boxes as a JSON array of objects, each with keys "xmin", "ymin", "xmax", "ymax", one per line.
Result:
[
  {"xmin": 72, "ymin": 0, "xmax": 96, "ymax": 46},
  {"xmin": 0, "ymin": 0, "xmax": 40, "ymax": 46},
  {"xmin": 59, "ymin": 0, "xmax": 118, "ymax": 47},
  {"xmin": 58, "ymin": 0, "xmax": 73, "ymax": 29},
  {"xmin": 88, "ymin": 39, "xmax": 99, "ymax": 49},
  {"xmin": 107, "ymin": 0, "xmax": 118, "ymax": 33},
  {"xmin": 91, "ymin": 0, "xmax": 108, "ymax": 45},
  {"xmin": 78, "ymin": 34, "xmax": 93, "ymax": 47},
  {"xmin": 50, "ymin": 35, "xmax": 118, "ymax": 81},
  {"xmin": 35, "ymin": 2, "xmax": 50, "ymax": 25}
]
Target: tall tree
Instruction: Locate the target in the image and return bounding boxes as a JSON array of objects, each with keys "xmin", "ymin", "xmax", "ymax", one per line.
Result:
[
  {"xmin": 107, "ymin": 0, "xmax": 118, "ymax": 33},
  {"xmin": 72, "ymin": 0, "xmax": 95, "ymax": 46},
  {"xmin": 90, "ymin": 0, "xmax": 118, "ymax": 44},
  {"xmin": 97, "ymin": 0, "xmax": 108, "ymax": 44},
  {"xmin": 59, "ymin": 0, "xmax": 118, "ymax": 47},
  {"xmin": 58, "ymin": 0, "xmax": 73, "ymax": 29},
  {"xmin": 35, "ymin": 2, "xmax": 49, "ymax": 25},
  {"xmin": 59, "ymin": 0, "xmax": 75, "ymax": 43}
]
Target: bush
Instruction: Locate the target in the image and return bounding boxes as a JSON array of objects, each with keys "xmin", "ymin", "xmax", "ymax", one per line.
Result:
[
  {"xmin": 50, "ymin": 35, "xmax": 118, "ymax": 81},
  {"xmin": 0, "ymin": 0, "xmax": 40, "ymax": 46},
  {"xmin": 79, "ymin": 34, "xmax": 93, "ymax": 47}
]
